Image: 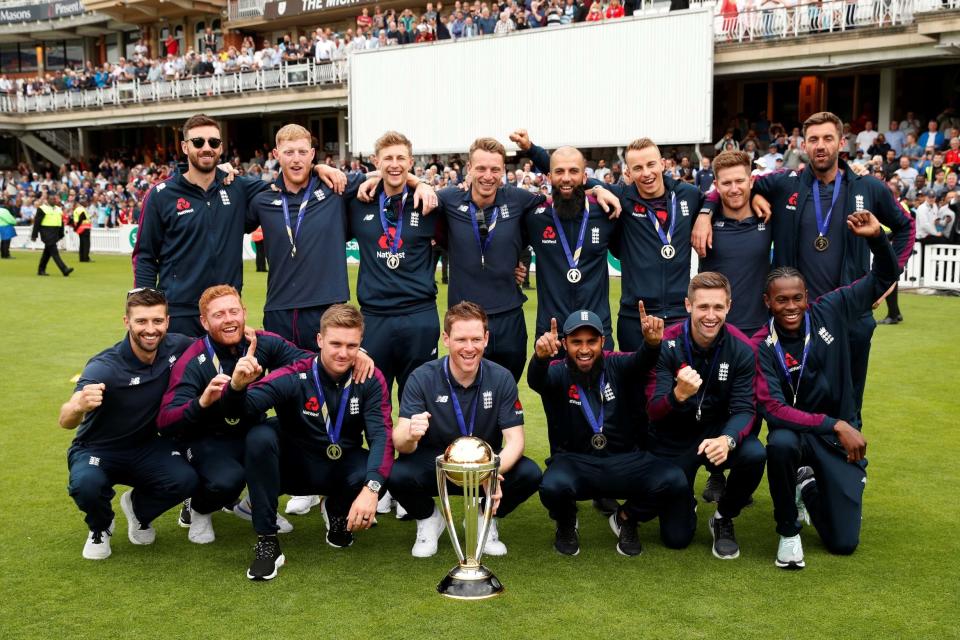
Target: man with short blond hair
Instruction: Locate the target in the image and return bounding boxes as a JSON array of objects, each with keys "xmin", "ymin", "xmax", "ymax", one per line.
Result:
[{"xmin": 222, "ymin": 303, "xmax": 394, "ymax": 580}]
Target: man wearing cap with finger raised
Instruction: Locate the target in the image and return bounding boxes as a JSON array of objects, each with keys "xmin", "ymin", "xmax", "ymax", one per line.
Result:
[{"xmin": 529, "ymin": 305, "xmax": 691, "ymax": 557}]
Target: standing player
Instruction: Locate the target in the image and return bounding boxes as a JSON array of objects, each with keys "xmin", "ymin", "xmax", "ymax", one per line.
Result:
[
  {"xmin": 693, "ymin": 111, "xmax": 915, "ymax": 417},
  {"xmin": 58, "ymin": 288, "xmax": 197, "ymax": 559},
  {"xmin": 435, "ymin": 137, "xmax": 620, "ymax": 382},
  {"xmin": 645, "ymin": 272, "xmax": 764, "ymax": 560},
  {"xmin": 519, "ymin": 143, "xmax": 618, "ymax": 348},
  {"xmin": 222, "ymin": 304, "xmax": 394, "ymax": 580},
  {"xmin": 758, "ymin": 212, "xmax": 897, "ymax": 569},
  {"xmin": 133, "ymin": 114, "xmax": 272, "ymax": 336},
  {"xmin": 246, "ymin": 124, "xmax": 434, "ymax": 352},
  {"xmin": 530, "ymin": 307, "xmax": 694, "ymax": 556},
  {"xmin": 157, "ymin": 285, "xmax": 309, "ymax": 543},
  {"xmin": 390, "ymin": 302, "xmax": 542, "ymax": 558},
  {"xmin": 511, "ymin": 131, "xmax": 710, "ymax": 352},
  {"xmin": 347, "ymin": 131, "xmax": 441, "ymax": 402}
]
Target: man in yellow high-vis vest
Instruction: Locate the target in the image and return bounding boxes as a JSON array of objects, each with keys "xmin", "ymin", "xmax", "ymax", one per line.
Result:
[{"xmin": 30, "ymin": 193, "xmax": 73, "ymax": 277}]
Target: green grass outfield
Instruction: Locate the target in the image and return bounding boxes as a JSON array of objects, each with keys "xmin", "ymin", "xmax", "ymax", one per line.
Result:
[{"xmin": 1, "ymin": 251, "xmax": 958, "ymax": 640}]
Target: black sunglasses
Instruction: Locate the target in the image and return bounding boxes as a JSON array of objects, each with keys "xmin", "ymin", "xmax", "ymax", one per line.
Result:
[
  {"xmin": 127, "ymin": 286, "xmax": 166, "ymax": 299},
  {"xmin": 188, "ymin": 137, "xmax": 222, "ymax": 150}
]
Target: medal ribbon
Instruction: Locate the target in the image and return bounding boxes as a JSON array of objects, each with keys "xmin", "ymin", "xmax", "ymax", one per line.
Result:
[
  {"xmin": 681, "ymin": 320, "xmax": 722, "ymax": 418},
  {"xmin": 468, "ymin": 202, "xmax": 500, "ymax": 264},
  {"xmin": 640, "ymin": 192, "xmax": 676, "ymax": 248},
  {"xmin": 280, "ymin": 176, "xmax": 317, "ymax": 256},
  {"xmin": 443, "ymin": 356, "xmax": 483, "ymax": 437},
  {"xmin": 377, "ymin": 184, "xmax": 408, "ymax": 255},
  {"xmin": 311, "ymin": 357, "xmax": 352, "ymax": 445},
  {"xmin": 550, "ymin": 197, "xmax": 591, "ymax": 270},
  {"xmin": 768, "ymin": 312, "xmax": 811, "ymax": 406},
  {"xmin": 575, "ymin": 371, "xmax": 606, "ymax": 436},
  {"xmin": 203, "ymin": 336, "xmax": 223, "ymax": 374},
  {"xmin": 812, "ymin": 170, "xmax": 843, "ymax": 239}
]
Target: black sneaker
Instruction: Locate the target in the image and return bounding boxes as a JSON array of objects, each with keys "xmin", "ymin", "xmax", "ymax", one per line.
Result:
[
  {"xmin": 178, "ymin": 499, "xmax": 192, "ymax": 528},
  {"xmin": 247, "ymin": 535, "xmax": 285, "ymax": 581},
  {"xmin": 554, "ymin": 519, "xmax": 580, "ymax": 556},
  {"xmin": 592, "ymin": 497, "xmax": 620, "ymax": 516},
  {"xmin": 709, "ymin": 514, "xmax": 740, "ymax": 559},
  {"xmin": 608, "ymin": 511, "xmax": 642, "ymax": 557},
  {"xmin": 326, "ymin": 514, "xmax": 354, "ymax": 549},
  {"xmin": 702, "ymin": 471, "xmax": 726, "ymax": 503}
]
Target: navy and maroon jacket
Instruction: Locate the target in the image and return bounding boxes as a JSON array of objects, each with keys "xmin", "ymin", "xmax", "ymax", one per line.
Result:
[
  {"xmin": 646, "ymin": 322, "xmax": 756, "ymax": 452},
  {"xmin": 755, "ymin": 232, "xmax": 898, "ymax": 439},
  {"xmin": 222, "ymin": 355, "xmax": 394, "ymax": 484},
  {"xmin": 528, "ymin": 346, "xmax": 660, "ymax": 456},
  {"xmin": 157, "ymin": 330, "xmax": 310, "ymax": 440}
]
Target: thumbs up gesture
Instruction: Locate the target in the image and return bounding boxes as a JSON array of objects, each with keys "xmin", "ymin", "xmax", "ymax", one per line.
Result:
[
  {"xmin": 535, "ymin": 317, "xmax": 562, "ymax": 359},
  {"xmin": 230, "ymin": 334, "xmax": 263, "ymax": 391}
]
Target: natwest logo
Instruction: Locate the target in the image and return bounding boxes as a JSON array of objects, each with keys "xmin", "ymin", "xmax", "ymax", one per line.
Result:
[
  {"xmin": 787, "ymin": 192, "xmax": 798, "ymax": 210},
  {"xmin": 567, "ymin": 384, "xmax": 579, "ymax": 400},
  {"xmin": 377, "ymin": 228, "xmax": 403, "ymax": 250},
  {"xmin": 542, "ymin": 226, "xmax": 556, "ymax": 240},
  {"xmin": 305, "ymin": 397, "xmax": 319, "ymax": 412}
]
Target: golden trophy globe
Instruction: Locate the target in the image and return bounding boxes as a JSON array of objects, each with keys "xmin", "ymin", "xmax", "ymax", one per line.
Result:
[{"xmin": 435, "ymin": 436, "xmax": 504, "ymax": 600}]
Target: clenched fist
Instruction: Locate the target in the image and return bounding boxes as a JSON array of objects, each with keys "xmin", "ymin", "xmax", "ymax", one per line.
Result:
[
  {"xmin": 673, "ymin": 365, "xmax": 703, "ymax": 403},
  {"xmin": 77, "ymin": 383, "xmax": 106, "ymax": 412},
  {"xmin": 409, "ymin": 411, "xmax": 431, "ymax": 441}
]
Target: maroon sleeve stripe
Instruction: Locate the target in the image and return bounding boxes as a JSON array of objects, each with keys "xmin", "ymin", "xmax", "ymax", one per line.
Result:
[
  {"xmin": 373, "ymin": 368, "xmax": 395, "ymax": 480},
  {"xmin": 157, "ymin": 338, "xmax": 205, "ymax": 431}
]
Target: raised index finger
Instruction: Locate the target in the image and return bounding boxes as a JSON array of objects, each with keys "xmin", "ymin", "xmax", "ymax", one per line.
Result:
[
  {"xmin": 246, "ymin": 334, "xmax": 258, "ymax": 359},
  {"xmin": 638, "ymin": 300, "xmax": 647, "ymax": 320},
  {"xmin": 550, "ymin": 317, "xmax": 558, "ymax": 336}
]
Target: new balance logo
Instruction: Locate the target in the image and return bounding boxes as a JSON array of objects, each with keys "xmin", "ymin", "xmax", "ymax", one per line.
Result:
[
  {"xmin": 535, "ymin": 206, "xmax": 547, "ymax": 214},
  {"xmin": 818, "ymin": 328, "xmax": 834, "ymax": 345},
  {"xmin": 714, "ymin": 221, "xmax": 725, "ymax": 228},
  {"xmin": 718, "ymin": 362, "xmax": 729, "ymax": 382},
  {"xmin": 271, "ymin": 199, "xmax": 282, "ymax": 206},
  {"xmin": 89, "ymin": 456, "xmax": 100, "ymax": 466},
  {"xmin": 299, "ymin": 373, "xmax": 308, "ymax": 379},
  {"xmin": 169, "ymin": 355, "xmax": 177, "ymax": 364},
  {"xmin": 458, "ymin": 205, "xmax": 469, "ymax": 212},
  {"xmin": 198, "ymin": 354, "xmax": 207, "ymax": 364},
  {"xmin": 667, "ymin": 340, "xmax": 676, "ymax": 349},
  {"xmin": 363, "ymin": 214, "xmax": 375, "ymax": 221},
  {"xmin": 156, "ymin": 183, "xmax": 166, "ymax": 191},
  {"xmin": 482, "ymin": 390, "xmax": 493, "ymax": 410},
  {"xmin": 435, "ymin": 395, "xmax": 449, "ymax": 403},
  {"xmin": 129, "ymin": 377, "xmax": 141, "ymax": 386},
  {"xmin": 765, "ymin": 335, "xmax": 774, "ymax": 346}
]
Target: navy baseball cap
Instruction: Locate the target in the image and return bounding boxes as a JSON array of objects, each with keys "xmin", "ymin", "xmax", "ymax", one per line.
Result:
[{"xmin": 563, "ymin": 310, "xmax": 603, "ymax": 336}]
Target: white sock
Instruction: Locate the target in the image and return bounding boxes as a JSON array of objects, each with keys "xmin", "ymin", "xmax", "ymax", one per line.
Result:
[{"xmin": 715, "ymin": 510, "xmax": 726, "ymax": 520}]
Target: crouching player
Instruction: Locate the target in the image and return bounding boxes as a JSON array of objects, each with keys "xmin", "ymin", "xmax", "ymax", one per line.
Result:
[
  {"xmin": 222, "ymin": 304, "xmax": 393, "ymax": 580},
  {"xmin": 758, "ymin": 212, "xmax": 897, "ymax": 569},
  {"xmin": 59, "ymin": 288, "xmax": 197, "ymax": 559},
  {"xmin": 529, "ymin": 306, "xmax": 694, "ymax": 557},
  {"xmin": 645, "ymin": 272, "xmax": 764, "ymax": 560},
  {"xmin": 390, "ymin": 302, "xmax": 542, "ymax": 558}
]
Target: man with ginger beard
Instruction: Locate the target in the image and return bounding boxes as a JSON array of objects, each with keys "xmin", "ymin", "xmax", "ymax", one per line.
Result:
[{"xmin": 157, "ymin": 285, "xmax": 313, "ymax": 544}]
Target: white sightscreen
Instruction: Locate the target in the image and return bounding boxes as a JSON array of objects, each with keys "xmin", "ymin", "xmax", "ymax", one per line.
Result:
[{"xmin": 349, "ymin": 8, "xmax": 714, "ymax": 156}]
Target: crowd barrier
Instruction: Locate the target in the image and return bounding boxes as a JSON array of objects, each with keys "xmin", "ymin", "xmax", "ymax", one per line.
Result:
[{"xmin": 9, "ymin": 226, "xmax": 958, "ymax": 290}]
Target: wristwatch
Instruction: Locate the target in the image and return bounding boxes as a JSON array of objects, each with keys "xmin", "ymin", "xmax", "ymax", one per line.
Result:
[
  {"xmin": 724, "ymin": 435, "xmax": 737, "ymax": 450},
  {"xmin": 365, "ymin": 479, "xmax": 382, "ymax": 495}
]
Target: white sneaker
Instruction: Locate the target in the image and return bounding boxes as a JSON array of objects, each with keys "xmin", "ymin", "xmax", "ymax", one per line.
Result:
[
  {"xmin": 775, "ymin": 534, "xmax": 805, "ymax": 570},
  {"xmin": 377, "ymin": 490, "xmax": 394, "ymax": 514},
  {"xmin": 82, "ymin": 520, "xmax": 114, "ymax": 560},
  {"xmin": 481, "ymin": 517, "xmax": 507, "ymax": 557},
  {"xmin": 188, "ymin": 509, "xmax": 215, "ymax": 544},
  {"xmin": 396, "ymin": 503, "xmax": 408, "ymax": 519},
  {"xmin": 796, "ymin": 466, "xmax": 814, "ymax": 526},
  {"xmin": 412, "ymin": 506, "xmax": 446, "ymax": 558},
  {"xmin": 284, "ymin": 495, "xmax": 321, "ymax": 515},
  {"xmin": 232, "ymin": 495, "xmax": 294, "ymax": 533},
  {"xmin": 120, "ymin": 490, "xmax": 155, "ymax": 545}
]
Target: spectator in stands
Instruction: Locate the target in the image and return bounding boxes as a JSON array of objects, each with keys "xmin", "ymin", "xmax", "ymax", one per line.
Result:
[
  {"xmin": 868, "ymin": 134, "xmax": 891, "ymax": 158},
  {"xmin": 895, "ymin": 156, "xmax": 919, "ymax": 192},
  {"xmin": 357, "ymin": 6, "xmax": 374, "ymax": 29},
  {"xmin": 945, "ymin": 137, "xmax": 960, "ymax": 167},
  {"xmin": 919, "ymin": 120, "xmax": 944, "ymax": 150},
  {"xmin": 495, "ymin": 11, "xmax": 516, "ymax": 33},
  {"xmin": 606, "ymin": 0, "xmax": 626, "ymax": 18},
  {"xmin": 915, "ymin": 189, "xmax": 953, "ymax": 242},
  {"xmin": 477, "ymin": 6, "xmax": 498, "ymax": 33},
  {"xmin": 884, "ymin": 120, "xmax": 905, "ymax": 156},
  {"xmin": 695, "ymin": 156, "xmax": 715, "ymax": 193},
  {"xmin": 856, "ymin": 121, "xmax": 879, "ymax": 153},
  {"xmin": 164, "ymin": 33, "xmax": 179, "ymax": 57},
  {"xmin": 586, "ymin": 2, "xmax": 604, "ymax": 20}
]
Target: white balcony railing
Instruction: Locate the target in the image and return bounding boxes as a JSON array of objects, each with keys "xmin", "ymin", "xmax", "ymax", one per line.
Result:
[{"xmin": 0, "ymin": 60, "xmax": 347, "ymax": 115}]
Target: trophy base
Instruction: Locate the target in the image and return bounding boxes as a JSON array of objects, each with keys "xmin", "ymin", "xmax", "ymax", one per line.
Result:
[{"xmin": 437, "ymin": 564, "xmax": 504, "ymax": 600}]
